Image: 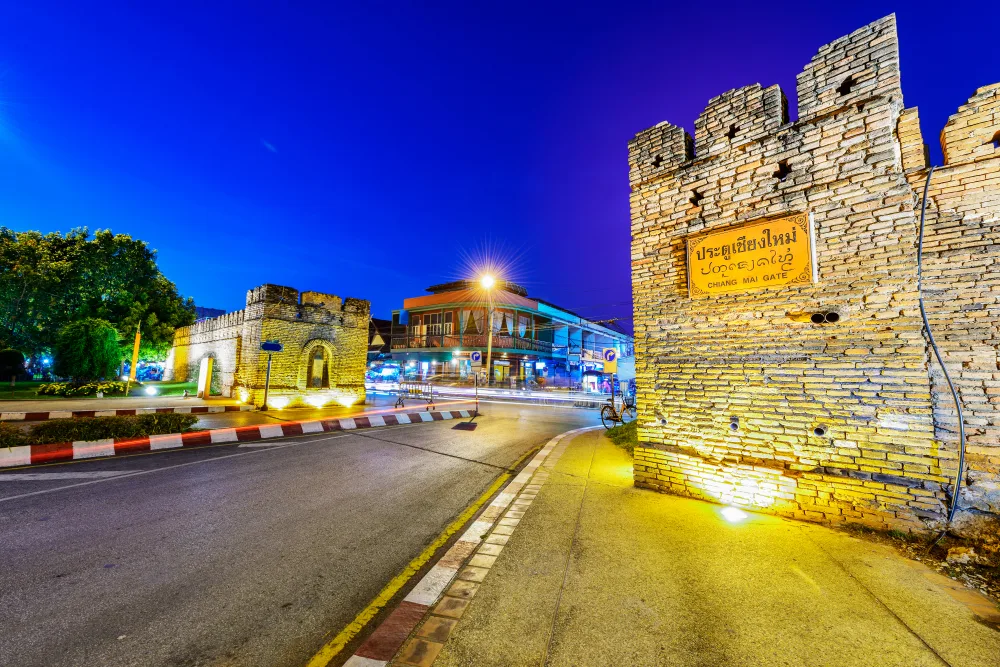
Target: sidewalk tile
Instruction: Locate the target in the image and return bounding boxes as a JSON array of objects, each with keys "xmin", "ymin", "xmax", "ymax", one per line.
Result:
[
  {"xmin": 432, "ymin": 596, "xmax": 470, "ymax": 619},
  {"xmin": 417, "ymin": 616, "xmax": 458, "ymax": 642},
  {"xmin": 396, "ymin": 638, "xmax": 443, "ymax": 667}
]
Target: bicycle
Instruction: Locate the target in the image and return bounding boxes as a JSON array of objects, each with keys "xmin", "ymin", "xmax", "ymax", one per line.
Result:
[{"xmin": 600, "ymin": 393, "xmax": 636, "ymax": 429}]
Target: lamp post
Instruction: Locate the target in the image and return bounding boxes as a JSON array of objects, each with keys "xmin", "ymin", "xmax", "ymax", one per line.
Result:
[{"xmin": 481, "ymin": 274, "xmax": 495, "ymax": 387}]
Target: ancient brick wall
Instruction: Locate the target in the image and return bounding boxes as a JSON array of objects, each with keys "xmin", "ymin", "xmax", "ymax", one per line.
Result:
[
  {"xmin": 163, "ymin": 311, "xmax": 244, "ymax": 396},
  {"xmin": 628, "ymin": 15, "xmax": 999, "ymax": 535},
  {"xmin": 907, "ymin": 85, "xmax": 1000, "ymax": 534},
  {"xmin": 165, "ymin": 284, "xmax": 370, "ymax": 407}
]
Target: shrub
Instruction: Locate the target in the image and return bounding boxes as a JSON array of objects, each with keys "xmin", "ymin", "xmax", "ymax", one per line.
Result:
[
  {"xmin": 36, "ymin": 381, "xmax": 136, "ymax": 397},
  {"xmin": 26, "ymin": 413, "xmax": 198, "ymax": 444},
  {"xmin": 53, "ymin": 318, "xmax": 122, "ymax": 381},
  {"xmin": 0, "ymin": 421, "xmax": 29, "ymax": 449},
  {"xmin": 605, "ymin": 420, "xmax": 638, "ymax": 456}
]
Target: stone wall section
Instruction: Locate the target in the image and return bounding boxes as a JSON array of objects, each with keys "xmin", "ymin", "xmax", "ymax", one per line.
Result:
[
  {"xmin": 164, "ymin": 284, "xmax": 370, "ymax": 407},
  {"xmin": 913, "ymin": 84, "xmax": 1000, "ymax": 531},
  {"xmin": 628, "ymin": 14, "xmax": 1000, "ymax": 534},
  {"xmin": 163, "ymin": 311, "xmax": 244, "ymax": 396}
]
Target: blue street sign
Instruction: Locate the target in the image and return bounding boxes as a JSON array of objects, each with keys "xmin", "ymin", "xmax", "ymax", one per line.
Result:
[
  {"xmin": 260, "ymin": 340, "xmax": 284, "ymax": 353},
  {"xmin": 471, "ymin": 350, "xmax": 482, "ymax": 366},
  {"xmin": 603, "ymin": 348, "xmax": 617, "ymax": 363}
]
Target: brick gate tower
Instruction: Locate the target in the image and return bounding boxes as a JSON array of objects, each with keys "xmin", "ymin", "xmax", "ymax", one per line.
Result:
[{"xmin": 628, "ymin": 15, "xmax": 1000, "ymax": 538}]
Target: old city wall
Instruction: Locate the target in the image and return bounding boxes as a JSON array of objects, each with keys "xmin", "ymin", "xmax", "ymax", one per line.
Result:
[
  {"xmin": 901, "ymin": 86, "xmax": 1000, "ymax": 535},
  {"xmin": 628, "ymin": 15, "xmax": 999, "ymax": 534},
  {"xmin": 236, "ymin": 284, "xmax": 370, "ymax": 406},
  {"xmin": 164, "ymin": 284, "xmax": 371, "ymax": 407},
  {"xmin": 163, "ymin": 310, "xmax": 245, "ymax": 397}
]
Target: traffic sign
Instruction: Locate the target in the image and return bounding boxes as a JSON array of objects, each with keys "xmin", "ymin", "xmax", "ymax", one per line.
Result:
[
  {"xmin": 260, "ymin": 340, "xmax": 284, "ymax": 353},
  {"xmin": 602, "ymin": 347, "xmax": 618, "ymax": 373},
  {"xmin": 470, "ymin": 350, "xmax": 483, "ymax": 367}
]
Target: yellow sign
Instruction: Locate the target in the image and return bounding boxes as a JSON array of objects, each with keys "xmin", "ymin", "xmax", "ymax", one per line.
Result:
[
  {"xmin": 602, "ymin": 348, "xmax": 618, "ymax": 374},
  {"xmin": 686, "ymin": 212, "xmax": 814, "ymax": 298}
]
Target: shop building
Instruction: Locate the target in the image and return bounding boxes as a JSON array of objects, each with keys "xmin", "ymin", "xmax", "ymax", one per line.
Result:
[{"xmin": 390, "ymin": 280, "xmax": 633, "ymax": 388}]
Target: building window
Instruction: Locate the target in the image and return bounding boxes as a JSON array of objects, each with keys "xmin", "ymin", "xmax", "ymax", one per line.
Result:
[
  {"xmin": 428, "ymin": 313, "xmax": 442, "ymax": 335},
  {"xmin": 444, "ymin": 312, "xmax": 453, "ymax": 334}
]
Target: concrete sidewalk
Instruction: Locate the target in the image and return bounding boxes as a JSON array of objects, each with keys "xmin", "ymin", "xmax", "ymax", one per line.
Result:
[{"xmin": 419, "ymin": 430, "xmax": 1000, "ymax": 667}]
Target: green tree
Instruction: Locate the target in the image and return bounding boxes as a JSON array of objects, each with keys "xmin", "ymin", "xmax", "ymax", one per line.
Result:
[
  {"xmin": 53, "ymin": 319, "xmax": 122, "ymax": 381},
  {"xmin": 0, "ymin": 349, "xmax": 24, "ymax": 388},
  {"xmin": 0, "ymin": 227, "xmax": 196, "ymax": 359}
]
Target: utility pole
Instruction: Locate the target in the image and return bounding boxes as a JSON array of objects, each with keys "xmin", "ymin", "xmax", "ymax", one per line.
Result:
[
  {"xmin": 258, "ymin": 340, "xmax": 283, "ymax": 411},
  {"xmin": 261, "ymin": 352, "xmax": 273, "ymax": 411},
  {"xmin": 481, "ymin": 274, "xmax": 495, "ymax": 387}
]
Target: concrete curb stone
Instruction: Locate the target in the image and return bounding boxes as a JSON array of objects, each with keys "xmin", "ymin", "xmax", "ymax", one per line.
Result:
[
  {"xmin": 0, "ymin": 409, "xmax": 472, "ymax": 469},
  {"xmin": 0, "ymin": 404, "xmax": 253, "ymax": 422}
]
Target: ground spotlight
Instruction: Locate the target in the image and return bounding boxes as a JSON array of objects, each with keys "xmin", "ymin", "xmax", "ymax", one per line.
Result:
[{"xmin": 720, "ymin": 507, "xmax": 749, "ymax": 523}]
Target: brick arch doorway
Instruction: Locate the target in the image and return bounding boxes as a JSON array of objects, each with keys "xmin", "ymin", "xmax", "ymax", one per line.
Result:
[
  {"xmin": 299, "ymin": 340, "xmax": 337, "ymax": 390},
  {"xmin": 195, "ymin": 354, "xmax": 223, "ymax": 398}
]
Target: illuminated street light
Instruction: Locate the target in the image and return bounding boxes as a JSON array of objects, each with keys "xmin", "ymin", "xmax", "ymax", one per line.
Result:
[{"xmin": 480, "ymin": 274, "xmax": 496, "ymax": 386}]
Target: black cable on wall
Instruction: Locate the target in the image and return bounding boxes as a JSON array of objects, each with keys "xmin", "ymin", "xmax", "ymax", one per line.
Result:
[{"xmin": 916, "ymin": 165, "xmax": 967, "ymax": 527}]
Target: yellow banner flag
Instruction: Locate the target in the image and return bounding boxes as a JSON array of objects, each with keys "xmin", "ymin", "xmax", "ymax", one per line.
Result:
[{"xmin": 129, "ymin": 327, "xmax": 141, "ymax": 381}]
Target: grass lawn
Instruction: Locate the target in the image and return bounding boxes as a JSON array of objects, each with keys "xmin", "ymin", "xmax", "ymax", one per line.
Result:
[
  {"xmin": 0, "ymin": 380, "xmax": 198, "ymax": 402},
  {"xmin": 140, "ymin": 380, "xmax": 199, "ymax": 398}
]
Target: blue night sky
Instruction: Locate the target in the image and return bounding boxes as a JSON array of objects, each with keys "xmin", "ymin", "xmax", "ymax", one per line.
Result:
[{"xmin": 1, "ymin": 1, "xmax": 996, "ymax": 329}]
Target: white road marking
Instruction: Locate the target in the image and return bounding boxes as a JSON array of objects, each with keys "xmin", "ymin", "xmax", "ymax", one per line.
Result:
[
  {"xmin": 0, "ymin": 471, "xmax": 129, "ymax": 481},
  {"xmin": 0, "ymin": 424, "xmax": 422, "ymax": 503},
  {"xmin": 368, "ymin": 415, "xmax": 386, "ymax": 427},
  {"xmin": 395, "ymin": 414, "xmax": 411, "ymax": 424},
  {"xmin": 419, "ymin": 412, "xmax": 434, "ymax": 422},
  {"xmin": 340, "ymin": 418, "xmax": 357, "ymax": 430},
  {"xmin": 237, "ymin": 442, "xmax": 284, "ymax": 448}
]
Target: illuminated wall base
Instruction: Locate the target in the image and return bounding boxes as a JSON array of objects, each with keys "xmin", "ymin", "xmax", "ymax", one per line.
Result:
[
  {"xmin": 633, "ymin": 443, "xmax": 942, "ymax": 534},
  {"xmin": 235, "ymin": 385, "xmax": 367, "ymax": 409}
]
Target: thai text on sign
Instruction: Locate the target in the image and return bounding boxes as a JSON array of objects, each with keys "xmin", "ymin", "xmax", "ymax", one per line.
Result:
[{"xmin": 686, "ymin": 212, "xmax": 814, "ymax": 298}]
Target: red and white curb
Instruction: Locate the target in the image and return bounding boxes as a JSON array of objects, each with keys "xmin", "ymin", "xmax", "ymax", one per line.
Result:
[
  {"xmin": 341, "ymin": 426, "xmax": 599, "ymax": 667},
  {"xmin": 0, "ymin": 410, "xmax": 473, "ymax": 469},
  {"xmin": 0, "ymin": 404, "xmax": 254, "ymax": 422}
]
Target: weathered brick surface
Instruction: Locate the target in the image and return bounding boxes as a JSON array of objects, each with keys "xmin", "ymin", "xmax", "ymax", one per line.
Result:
[
  {"xmin": 164, "ymin": 284, "xmax": 369, "ymax": 407},
  {"xmin": 628, "ymin": 15, "xmax": 1000, "ymax": 534}
]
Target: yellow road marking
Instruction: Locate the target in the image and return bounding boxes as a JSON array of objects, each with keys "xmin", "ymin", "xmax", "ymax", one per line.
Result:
[{"xmin": 305, "ymin": 471, "xmax": 513, "ymax": 667}]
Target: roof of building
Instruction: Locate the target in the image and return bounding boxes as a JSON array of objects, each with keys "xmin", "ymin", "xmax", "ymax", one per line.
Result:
[
  {"xmin": 400, "ymin": 282, "xmax": 631, "ymax": 340},
  {"xmin": 425, "ymin": 279, "xmax": 528, "ymax": 297}
]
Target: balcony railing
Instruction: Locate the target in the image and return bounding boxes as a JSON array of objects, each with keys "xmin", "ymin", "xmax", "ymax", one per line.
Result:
[{"xmin": 391, "ymin": 333, "xmax": 554, "ymax": 354}]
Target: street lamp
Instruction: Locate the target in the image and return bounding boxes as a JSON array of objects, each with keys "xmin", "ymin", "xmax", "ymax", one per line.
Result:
[{"xmin": 481, "ymin": 274, "xmax": 495, "ymax": 386}]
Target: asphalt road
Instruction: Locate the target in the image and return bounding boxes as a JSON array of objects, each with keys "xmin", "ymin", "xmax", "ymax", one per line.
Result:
[{"xmin": 0, "ymin": 402, "xmax": 598, "ymax": 667}]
